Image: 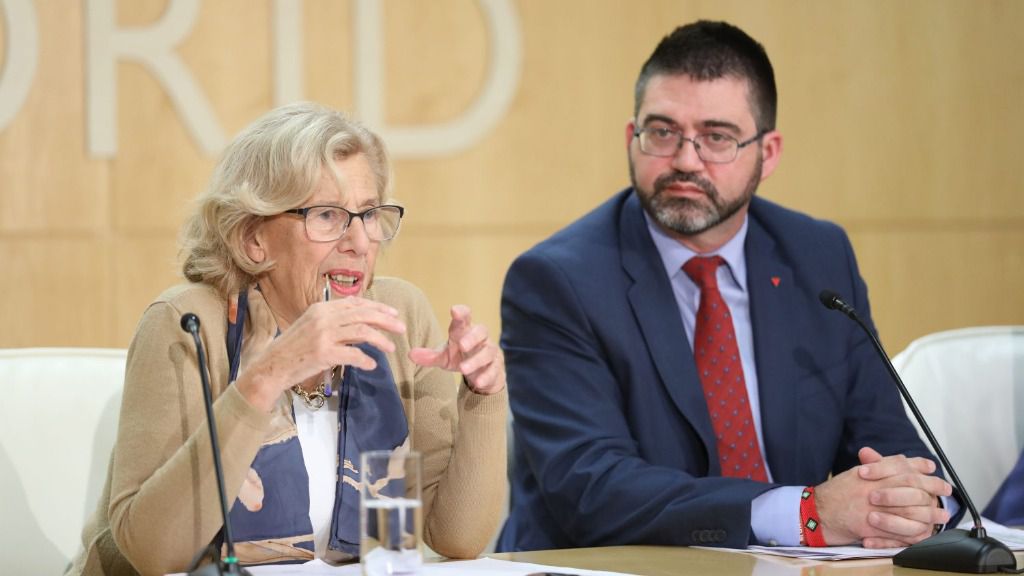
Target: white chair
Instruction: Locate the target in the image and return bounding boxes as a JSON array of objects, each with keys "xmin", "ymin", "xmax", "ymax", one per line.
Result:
[
  {"xmin": 892, "ymin": 326, "xmax": 1024, "ymax": 512},
  {"xmin": 0, "ymin": 348, "xmax": 126, "ymax": 574}
]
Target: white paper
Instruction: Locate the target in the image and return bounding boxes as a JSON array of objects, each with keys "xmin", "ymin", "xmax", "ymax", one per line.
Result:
[
  {"xmin": 248, "ymin": 559, "xmax": 353, "ymax": 575},
  {"xmin": 705, "ymin": 517, "xmax": 1024, "ymax": 561},
  {"xmin": 432, "ymin": 557, "xmax": 638, "ymax": 575},
  {"xmin": 177, "ymin": 557, "xmax": 639, "ymax": 576}
]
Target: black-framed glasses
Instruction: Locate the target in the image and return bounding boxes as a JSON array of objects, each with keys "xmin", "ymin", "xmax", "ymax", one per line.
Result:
[
  {"xmin": 282, "ymin": 204, "xmax": 404, "ymax": 242},
  {"xmin": 634, "ymin": 122, "xmax": 767, "ymax": 164}
]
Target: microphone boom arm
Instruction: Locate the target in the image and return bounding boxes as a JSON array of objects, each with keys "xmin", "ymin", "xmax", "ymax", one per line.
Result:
[
  {"xmin": 818, "ymin": 290, "xmax": 1016, "ymax": 573},
  {"xmin": 823, "ymin": 293, "xmax": 984, "ymax": 534},
  {"xmin": 181, "ymin": 313, "xmax": 250, "ymax": 575}
]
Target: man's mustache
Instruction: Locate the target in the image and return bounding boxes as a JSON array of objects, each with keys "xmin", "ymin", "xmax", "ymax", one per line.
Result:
[{"xmin": 653, "ymin": 171, "xmax": 716, "ymax": 198}]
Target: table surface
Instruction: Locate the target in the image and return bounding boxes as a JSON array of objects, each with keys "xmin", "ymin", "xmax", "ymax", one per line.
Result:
[{"xmin": 489, "ymin": 545, "xmax": 1024, "ymax": 576}]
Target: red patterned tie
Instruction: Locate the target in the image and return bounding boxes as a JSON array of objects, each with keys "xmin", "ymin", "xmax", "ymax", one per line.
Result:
[{"xmin": 683, "ymin": 256, "xmax": 768, "ymax": 481}]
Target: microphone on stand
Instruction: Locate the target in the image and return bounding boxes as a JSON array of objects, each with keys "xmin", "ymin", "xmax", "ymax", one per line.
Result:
[
  {"xmin": 180, "ymin": 313, "xmax": 252, "ymax": 576},
  {"xmin": 818, "ymin": 290, "xmax": 1016, "ymax": 573}
]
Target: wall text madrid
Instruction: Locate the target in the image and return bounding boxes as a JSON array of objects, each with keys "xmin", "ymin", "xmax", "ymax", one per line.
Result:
[{"xmin": 0, "ymin": 0, "xmax": 521, "ymax": 158}]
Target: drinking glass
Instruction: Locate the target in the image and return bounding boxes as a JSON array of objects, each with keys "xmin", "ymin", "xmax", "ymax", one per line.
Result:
[{"xmin": 360, "ymin": 450, "xmax": 423, "ymax": 576}]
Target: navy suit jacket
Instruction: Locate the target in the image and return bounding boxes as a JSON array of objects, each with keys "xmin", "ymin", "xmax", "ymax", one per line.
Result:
[
  {"xmin": 983, "ymin": 448, "xmax": 1024, "ymax": 526},
  {"xmin": 497, "ymin": 189, "xmax": 943, "ymax": 551}
]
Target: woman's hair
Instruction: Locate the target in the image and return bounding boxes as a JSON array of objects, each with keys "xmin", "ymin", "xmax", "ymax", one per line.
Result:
[{"xmin": 179, "ymin": 102, "xmax": 392, "ymax": 296}]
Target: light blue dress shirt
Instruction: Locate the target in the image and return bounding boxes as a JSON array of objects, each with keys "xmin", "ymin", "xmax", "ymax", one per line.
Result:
[{"xmin": 643, "ymin": 212, "xmax": 802, "ymax": 545}]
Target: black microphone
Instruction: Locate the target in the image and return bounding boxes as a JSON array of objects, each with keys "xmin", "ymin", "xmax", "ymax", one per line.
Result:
[
  {"xmin": 818, "ymin": 290, "xmax": 1016, "ymax": 573},
  {"xmin": 180, "ymin": 313, "xmax": 252, "ymax": 576}
]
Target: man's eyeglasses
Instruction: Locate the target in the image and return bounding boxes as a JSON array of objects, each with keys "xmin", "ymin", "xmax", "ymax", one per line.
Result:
[
  {"xmin": 634, "ymin": 122, "xmax": 766, "ymax": 164},
  {"xmin": 282, "ymin": 204, "xmax": 404, "ymax": 242}
]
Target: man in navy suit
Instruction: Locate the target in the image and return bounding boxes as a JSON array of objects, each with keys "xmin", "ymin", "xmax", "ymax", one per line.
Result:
[{"xmin": 498, "ymin": 20, "xmax": 959, "ymax": 552}]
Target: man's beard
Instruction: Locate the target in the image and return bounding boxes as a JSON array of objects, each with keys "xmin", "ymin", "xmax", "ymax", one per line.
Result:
[{"xmin": 631, "ymin": 155, "xmax": 763, "ymax": 236}]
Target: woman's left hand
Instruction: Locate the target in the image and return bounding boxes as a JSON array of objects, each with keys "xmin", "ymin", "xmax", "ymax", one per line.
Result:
[{"xmin": 409, "ymin": 305, "xmax": 506, "ymax": 395}]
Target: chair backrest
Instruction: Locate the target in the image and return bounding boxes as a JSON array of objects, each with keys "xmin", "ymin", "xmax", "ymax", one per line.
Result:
[
  {"xmin": 892, "ymin": 326, "xmax": 1024, "ymax": 512},
  {"xmin": 0, "ymin": 348, "xmax": 126, "ymax": 574}
]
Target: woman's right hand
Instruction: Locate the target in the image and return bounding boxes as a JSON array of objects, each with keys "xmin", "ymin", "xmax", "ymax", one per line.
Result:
[{"xmin": 234, "ymin": 297, "xmax": 407, "ymax": 412}]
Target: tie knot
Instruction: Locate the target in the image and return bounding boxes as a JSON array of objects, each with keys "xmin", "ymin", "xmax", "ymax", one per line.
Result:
[{"xmin": 683, "ymin": 256, "xmax": 725, "ymax": 289}]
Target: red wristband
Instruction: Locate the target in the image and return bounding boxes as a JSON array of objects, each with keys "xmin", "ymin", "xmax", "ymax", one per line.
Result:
[{"xmin": 799, "ymin": 486, "xmax": 827, "ymax": 547}]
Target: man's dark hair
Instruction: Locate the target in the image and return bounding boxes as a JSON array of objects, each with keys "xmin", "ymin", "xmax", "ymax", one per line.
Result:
[{"xmin": 634, "ymin": 20, "xmax": 777, "ymax": 132}]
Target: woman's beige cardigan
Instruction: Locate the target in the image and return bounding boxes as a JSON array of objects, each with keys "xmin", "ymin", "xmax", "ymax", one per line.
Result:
[{"xmin": 67, "ymin": 277, "xmax": 507, "ymax": 575}]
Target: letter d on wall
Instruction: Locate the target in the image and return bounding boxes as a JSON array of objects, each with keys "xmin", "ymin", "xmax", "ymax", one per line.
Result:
[
  {"xmin": 354, "ymin": 0, "xmax": 522, "ymax": 158},
  {"xmin": 0, "ymin": 0, "xmax": 38, "ymax": 132}
]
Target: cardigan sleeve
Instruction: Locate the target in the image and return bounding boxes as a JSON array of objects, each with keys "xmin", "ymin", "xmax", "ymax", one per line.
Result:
[
  {"xmin": 107, "ymin": 292, "xmax": 271, "ymax": 575},
  {"xmin": 369, "ymin": 277, "xmax": 508, "ymax": 558}
]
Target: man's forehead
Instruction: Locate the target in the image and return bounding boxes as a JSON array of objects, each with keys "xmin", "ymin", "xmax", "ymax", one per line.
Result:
[
  {"xmin": 638, "ymin": 73, "xmax": 756, "ymax": 125},
  {"xmin": 641, "ymin": 72, "xmax": 752, "ymax": 100}
]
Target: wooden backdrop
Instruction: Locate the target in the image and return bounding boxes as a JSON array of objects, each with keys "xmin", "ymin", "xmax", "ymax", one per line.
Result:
[{"xmin": 1, "ymin": 0, "xmax": 1022, "ymax": 355}]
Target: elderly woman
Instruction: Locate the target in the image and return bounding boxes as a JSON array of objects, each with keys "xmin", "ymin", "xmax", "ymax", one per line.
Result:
[{"xmin": 68, "ymin": 102, "xmax": 507, "ymax": 575}]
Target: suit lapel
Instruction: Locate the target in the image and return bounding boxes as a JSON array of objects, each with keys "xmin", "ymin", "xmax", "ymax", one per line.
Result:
[
  {"xmin": 619, "ymin": 194, "xmax": 718, "ymax": 463},
  {"xmin": 745, "ymin": 213, "xmax": 801, "ymax": 483}
]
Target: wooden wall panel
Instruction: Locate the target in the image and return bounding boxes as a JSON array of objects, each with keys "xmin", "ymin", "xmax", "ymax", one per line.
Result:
[
  {"xmin": 384, "ymin": 0, "xmax": 486, "ymax": 125},
  {"xmin": 112, "ymin": 0, "xmax": 271, "ymax": 234},
  {"xmin": 305, "ymin": 1, "xmax": 355, "ymax": 110},
  {"xmin": 0, "ymin": 0, "xmax": 1021, "ymax": 355},
  {"xmin": 112, "ymin": 63, "xmax": 213, "ymax": 233},
  {"xmin": 768, "ymin": 0, "xmax": 1024, "ymax": 224},
  {"xmin": 0, "ymin": 239, "xmax": 114, "ymax": 346},
  {"xmin": 0, "ymin": 0, "xmax": 104, "ymax": 234},
  {"xmin": 852, "ymin": 227, "xmax": 1024, "ymax": 352},
  {"xmin": 375, "ymin": 226, "xmax": 559, "ymax": 344},
  {"xmin": 110, "ymin": 236, "xmax": 182, "ymax": 344}
]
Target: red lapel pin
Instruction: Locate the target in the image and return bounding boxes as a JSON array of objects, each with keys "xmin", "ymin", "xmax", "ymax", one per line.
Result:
[{"xmin": 771, "ymin": 276, "xmax": 781, "ymax": 287}]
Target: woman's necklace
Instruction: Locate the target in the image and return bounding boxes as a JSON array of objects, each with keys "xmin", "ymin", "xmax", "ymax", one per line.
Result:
[
  {"xmin": 290, "ymin": 366, "xmax": 340, "ymax": 410},
  {"xmin": 291, "ymin": 381, "xmax": 327, "ymax": 410},
  {"xmin": 290, "ymin": 277, "xmax": 336, "ymax": 411}
]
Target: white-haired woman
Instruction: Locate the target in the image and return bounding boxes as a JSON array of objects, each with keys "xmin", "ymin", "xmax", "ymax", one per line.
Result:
[{"xmin": 68, "ymin": 102, "xmax": 507, "ymax": 575}]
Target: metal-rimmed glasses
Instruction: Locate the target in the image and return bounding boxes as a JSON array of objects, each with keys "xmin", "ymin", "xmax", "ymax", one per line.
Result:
[
  {"xmin": 282, "ymin": 204, "xmax": 404, "ymax": 242},
  {"xmin": 634, "ymin": 122, "xmax": 766, "ymax": 164}
]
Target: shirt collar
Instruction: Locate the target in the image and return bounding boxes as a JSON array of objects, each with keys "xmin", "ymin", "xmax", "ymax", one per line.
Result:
[{"xmin": 644, "ymin": 209, "xmax": 749, "ymax": 292}]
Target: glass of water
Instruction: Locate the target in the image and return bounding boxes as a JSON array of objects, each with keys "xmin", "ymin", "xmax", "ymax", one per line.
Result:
[{"xmin": 360, "ymin": 450, "xmax": 423, "ymax": 576}]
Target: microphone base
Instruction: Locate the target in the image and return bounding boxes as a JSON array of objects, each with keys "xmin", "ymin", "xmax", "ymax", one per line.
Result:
[
  {"xmin": 893, "ymin": 528, "xmax": 1017, "ymax": 573},
  {"xmin": 188, "ymin": 562, "xmax": 252, "ymax": 576},
  {"xmin": 187, "ymin": 545, "xmax": 253, "ymax": 576}
]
